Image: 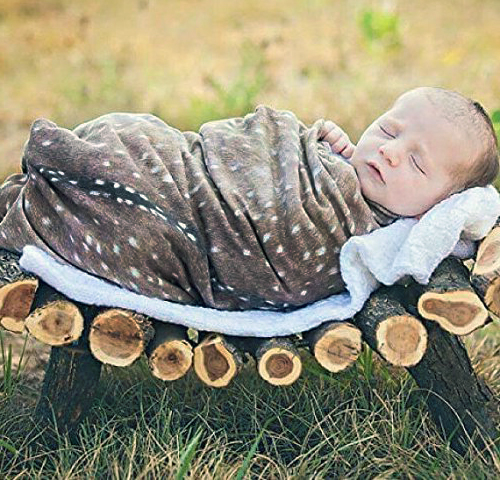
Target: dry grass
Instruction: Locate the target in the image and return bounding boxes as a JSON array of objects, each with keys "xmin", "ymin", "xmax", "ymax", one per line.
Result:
[
  {"xmin": 1, "ymin": 324, "xmax": 499, "ymax": 478},
  {"xmin": 1, "ymin": 0, "xmax": 500, "ymax": 179},
  {"xmin": 0, "ymin": 0, "xmax": 499, "ymax": 477}
]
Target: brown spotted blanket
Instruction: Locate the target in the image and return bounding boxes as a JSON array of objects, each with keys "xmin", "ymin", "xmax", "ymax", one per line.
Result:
[{"xmin": 0, "ymin": 106, "xmax": 385, "ymax": 311}]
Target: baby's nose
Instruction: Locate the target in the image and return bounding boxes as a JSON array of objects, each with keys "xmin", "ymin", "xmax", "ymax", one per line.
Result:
[{"xmin": 379, "ymin": 144, "xmax": 400, "ymax": 166}]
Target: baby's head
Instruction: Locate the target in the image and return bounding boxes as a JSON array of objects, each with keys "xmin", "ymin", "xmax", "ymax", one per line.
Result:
[{"xmin": 350, "ymin": 86, "xmax": 499, "ymax": 217}]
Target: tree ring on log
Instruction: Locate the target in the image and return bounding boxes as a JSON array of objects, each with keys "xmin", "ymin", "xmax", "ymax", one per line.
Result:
[
  {"xmin": 0, "ymin": 279, "xmax": 38, "ymax": 333},
  {"xmin": 309, "ymin": 323, "xmax": 362, "ymax": 373},
  {"xmin": 149, "ymin": 339, "xmax": 193, "ymax": 381},
  {"xmin": 417, "ymin": 290, "xmax": 488, "ymax": 335},
  {"xmin": 257, "ymin": 347, "xmax": 302, "ymax": 386},
  {"xmin": 471, "ymin": 227, "xmax": 500, "ymax": 317},
  {"xmin": 25, "ymin": 300, "xmax": 84, "ymax": 346},
  {"xmin": 193, "ymin": 334, "xmax": 242, "ymax": 388},
  {"xmin": 89, "ymin": 309, "xmax": 152, "ymax": 366},
  {"xmin": 376, "ymin": 315, "xmax": 427, "ymax": 366},
  {"xmin": 473, "ymin": 227, "xmax": 500, "ymax": 276},
  {"xmin": 482, "ymin": 277, "xmax": 500, "ymax": 318}
]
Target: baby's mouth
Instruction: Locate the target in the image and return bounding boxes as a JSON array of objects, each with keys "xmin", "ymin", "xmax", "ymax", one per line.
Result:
[{"xmin": 367, "ymin": 162, "xmax": 385, "ymax": 183}]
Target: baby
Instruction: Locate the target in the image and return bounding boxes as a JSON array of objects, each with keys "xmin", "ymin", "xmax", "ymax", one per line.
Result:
[
  {"xmin": 0, "ymin": 86, "xmax": 497, "ymax": 313},
  {"xmin": 319, "ymin": 86, "xmax": 498, "ymax": 218}
]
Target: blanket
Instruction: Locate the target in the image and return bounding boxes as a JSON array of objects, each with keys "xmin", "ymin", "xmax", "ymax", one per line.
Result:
[
  {"xmin": 18, "ymin": 185, "xmax": 500, "ymax": 336},
  {"xmin": 0, "ymin": 106, "xmax": 386, "ymax": 313}
]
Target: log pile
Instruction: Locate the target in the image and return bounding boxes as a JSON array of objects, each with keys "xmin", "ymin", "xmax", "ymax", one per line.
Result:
[
  {"xmin": 0, "ymin": 250, "xmax": 366, "ymax": 385},
  {"xmin": 1, "ymin": 220, "xmax": 500, "ymax": 452}
]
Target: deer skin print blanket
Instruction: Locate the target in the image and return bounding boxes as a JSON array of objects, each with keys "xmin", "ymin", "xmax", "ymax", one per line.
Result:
[{"xmin": 0, "ymin": 106, "xmax": 383, "ymax": 312}]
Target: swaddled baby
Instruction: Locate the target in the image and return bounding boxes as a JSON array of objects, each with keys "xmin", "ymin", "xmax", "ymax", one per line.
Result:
[{"xmin": 0, "ymin": 86, "xmax": 497, "ymax": 311}]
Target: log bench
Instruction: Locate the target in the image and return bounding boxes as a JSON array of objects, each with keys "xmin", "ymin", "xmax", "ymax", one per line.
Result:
[{"xmin": 1, "ymin": 226, "xmax": 500, "ymax": 455}]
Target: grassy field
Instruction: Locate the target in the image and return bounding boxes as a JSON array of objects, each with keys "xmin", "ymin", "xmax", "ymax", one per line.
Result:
[
  {"xmin": 1, "ymin": 0, "xmax": 500, "ymax": 477},
  {"xmin": 1, "ymin": 328, "xmax": 499, "ymax": 478},
  {"xmin": 1, "ymin": 0, "xmax": 500, "ymax": 180}
]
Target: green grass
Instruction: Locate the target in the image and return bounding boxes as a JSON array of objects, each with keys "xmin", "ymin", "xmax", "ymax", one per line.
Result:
[
  {"xmin": 1, "ymin": 333, "xmax": 499, "ymax": 478},
  {"xmin": 0, "ymin": 0, "xmax": 499, "ymax": 477},
  {"xmin": 0, "ymin": 330, "xmax": 28, "ymax": 397}
]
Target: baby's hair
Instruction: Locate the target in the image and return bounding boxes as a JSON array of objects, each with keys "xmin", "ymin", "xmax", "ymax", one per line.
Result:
[{"xmin": 408, "ymin": 86, "xmax": 499, "ymax": 192}]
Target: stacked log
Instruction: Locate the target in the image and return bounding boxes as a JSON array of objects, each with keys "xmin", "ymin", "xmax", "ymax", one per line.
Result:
[
  {"xmin": 24, "ymin": 281, "xmax": 86, "ymax": 346},
  {"xmin": 0, "ymin": 249, "xmax": 38, "ymax": 333},
  {"xmin": 88, "ymin": 309, "xmax": 154, "ymax": 367},
  {"xmin": 248, "ymin": 337, "xmax": 302, "ymax": 386},
  {"xmin": 232, "ymin": 336, "xmax": 303, "ymax": 386},
  {"xmin": 354, "ymin": 286, "xmax": 428, "ymax": 367},
  {"xmin": 193, "ymin": 334, "xmax": 244, "ymax": 387},
  {"xmin": 471, "ymin": 224, "xmax": 500, "ymax": 317},
  {"xmin": 304, "ymin": 322, "xmax": 362, "ymax": 373},
  {"xmin": 146, "ymin": 322, "xmax": 193, "ymax": 381},
  {"xmin": 417, "ymin": 257, "xmax": 489, "ymax": 335}
]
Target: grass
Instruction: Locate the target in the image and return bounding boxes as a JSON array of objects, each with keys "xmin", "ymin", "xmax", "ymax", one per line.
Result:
[
  {"xmin": 1, "ymin": 0, "xmax": 500, "ymax": 181},
  {"xmin": 0, "ymin": 325, "xmax": 499, "ymax": 478},
  {"xmin": 0, "ymin": 0, "xmax": 499, "ymax": 477},
  {"xmin": 0, "ymin": 330, "xmax": 28, "ymax": 397}
]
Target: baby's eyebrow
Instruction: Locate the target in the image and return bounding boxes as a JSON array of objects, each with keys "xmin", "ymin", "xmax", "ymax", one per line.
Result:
[{"xmin": 385, "ymin": 117, "xmax": 403, "ymax": 130}]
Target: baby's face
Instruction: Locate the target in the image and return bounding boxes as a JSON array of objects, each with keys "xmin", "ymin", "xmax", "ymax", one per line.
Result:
[{"xmin": 350, "ymin": 89, "xmax": 479, "ymax": 217}]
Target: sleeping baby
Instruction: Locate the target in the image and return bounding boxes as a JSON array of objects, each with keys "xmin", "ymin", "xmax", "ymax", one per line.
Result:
[{"xmin": 0, "ymin": 86, "xmax": 497, "ymax": 312}]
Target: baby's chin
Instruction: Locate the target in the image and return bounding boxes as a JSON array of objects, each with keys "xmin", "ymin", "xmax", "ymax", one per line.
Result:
[{"xmin": 361, "ymin": 189, "xmax": 414, "ymax": 217}]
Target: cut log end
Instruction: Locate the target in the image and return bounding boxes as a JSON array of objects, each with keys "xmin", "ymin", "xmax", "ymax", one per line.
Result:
[
  {"xmin": 149, "ymin": 339, "xmax": 193, "ymax": 381},
  {"xmin": 482, "ymin": 277, "xmax": 500, "ymax": 318},
  {"xmin": 193, "ymin": 334, "xmax": 242, "ymax": 388},
  {"xmin": 309, "ymin": 323, "xmax": 362, "ymax": 373},
  {"xmin": 0, "ymin": 279, "xmax": 38, "ymax": 333},
  {"xmin": 472, "ymin": 227, "xmax": 500, "ymax": 276},
  {"xmin": 89, "ymin": 309, "xmax": 153, "ymax": 366},
  {"xmin": 257, "ymin": 346, "xmax": 302, "ymax": 386},
  {"xmin": 471, "ymin": 226, "xmax": 500, "ymax": 317},
  {"xmin": 471, "ymin": 273, "xmax": 500, "ymax": 318},
  {"xmin": 417, "ymin": 290, "xmax": 489, "ymax": 335},
  {"xmin": 376, "ymin": 315, "xmax": 427, "ymax": 367},
  {"xmin": 25, "ymin": 300, "xmax": 84, "ymax": 346}
]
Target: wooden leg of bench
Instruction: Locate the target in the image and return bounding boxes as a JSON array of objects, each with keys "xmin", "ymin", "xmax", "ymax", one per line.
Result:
[
  {"xmin": 407, "ymin": 321, "xmax": 499, "ymax": 455},
  {"xmin": 356, "ymin": 284, "xmax": 499, "ymax": 455},
  {"xmin": 35, "ymin": 325, "xmax": 102, "ymax": 436}
]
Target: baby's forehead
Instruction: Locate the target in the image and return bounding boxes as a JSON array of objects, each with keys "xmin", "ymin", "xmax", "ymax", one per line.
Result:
[
  {"xmin": 392, "ymin": 95, "xmax": 477, "ymax": 165},
  {"xmin": 390, "ymin": 90, "xmax": 435, "ymax": 115}
]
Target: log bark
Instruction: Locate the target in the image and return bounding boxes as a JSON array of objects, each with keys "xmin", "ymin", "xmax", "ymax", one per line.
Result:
[
  {"xmin": 24, "ymin": 280, "xmax": 85, "ymax": 346},
  {"xmin": 35, "ymin": 324, "xmax": 102, "ymax": 437},
  {"xmin": 407, "ymin": 320, "xmax": 500, "ymax": 455},
  {"xmin": 354, "ymin": 286, "xmax": 428, "ymax": 367},
  {"xmin": 0, "ymin": 249, "xmax": 38, "ymax": 333},
  {"xmin": 417, "ymin": 257, "xmax": 489, "ymax": 335},
  {"xmin": 303, "ymin": 322, "xmax": 362, "ymax": 373},
  {"xmin": 89, "ymin": 309, "xmax": 154, "ymax": 366},
  {"xmin": 357, "ymin": 284, "xmax": 500, "ymax": 454},
  {"xmin": 146, "ymin": 322, "xmax": 193, "ymax": 381},
  {"xmin": 193, "ymin": 333, "xmax": 243, "ymax": 387},
  {"xmin": 232, "ymin": 336, "xmax": 302, "ymax": 386},
  {"xmin": 471, "ymin": 225, "xmax": 500, "ymax": 318}
]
